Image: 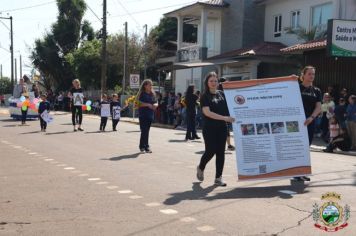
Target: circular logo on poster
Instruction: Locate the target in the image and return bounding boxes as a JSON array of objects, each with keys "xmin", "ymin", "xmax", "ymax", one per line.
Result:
[{"xmin": 234, "ymin": 95, "xmax": 245, "ymax": 105}]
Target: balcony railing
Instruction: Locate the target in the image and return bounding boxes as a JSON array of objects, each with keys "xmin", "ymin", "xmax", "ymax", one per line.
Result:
[{"xmin": 177, "ymin": 45, "xmax": 208, "ymax": 63}]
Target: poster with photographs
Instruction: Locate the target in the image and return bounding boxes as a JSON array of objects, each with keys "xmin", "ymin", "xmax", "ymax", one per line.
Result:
[
  {"xmin": 73, "ymin": 93, "xmax": 84, "ymax": 106},
  {"xmin": 101, "ymin": 104, "xmax": 111, "ymax": 117},
  {"xmin": 112, "ymin": 106, "xmax": 121, "ymax": 120},
  {"xmin": 223, "ymin": 76, "xmax": 311, "ymax": 181}
]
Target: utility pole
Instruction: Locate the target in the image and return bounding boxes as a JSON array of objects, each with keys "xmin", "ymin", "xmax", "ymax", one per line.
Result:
[
  {"xmin": 14, "ymin": 58, "xmax": 17, "ymax": 84},
  {"xmin": 123, "ymin": 22, "xmax": 128, "ymax": 94},
  {"xmin": 143, "ymin": 24, "xmax": 148, "ymax": 80},
  {"xmin": 100, "ymin": 0, "xmax": 107, "ymax": 95},
  {"xmin": 0, "ymin": 16, "xmax": 14, "ymax": 92},
  {"xmin": 19, "ymin": 54, "xmax": 22, "ymax": 79},
  {"xmin": 0, "ymin": 64, "xmax": 2, "ymax": 79}
]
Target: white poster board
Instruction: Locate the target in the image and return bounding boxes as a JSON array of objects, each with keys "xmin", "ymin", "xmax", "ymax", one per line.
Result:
[
  {"xmin": 40, "ymin": 110, "xmax": 53, "ymax": 123},
  {"xmin": 73, "ymin": 93, "xmax": 84, "ymax": 106},
  {"xmin": 101, "ymin": 104, "xmax": 111, "ymax": 117},
  {"xmin": 130, "ymin": 74, "xmax": 140, "ymax": 89},
  {"xmin": 223, "ymin": 76, "xmax": 311, "ymax": 181},
  {"xmin": 112, "ymin": 106, "xmax": 121, "ymax": 120}
]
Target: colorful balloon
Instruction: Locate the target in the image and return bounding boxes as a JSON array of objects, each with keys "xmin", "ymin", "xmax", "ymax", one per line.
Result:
[
  {"xmin": 82, "ymin": 105, "xmax": 87, "ymax": 111},
  {"xmin": 21, "ymin": 105, "xmax": 27, "ymax": 111},
  {"xmin": 85, "ymin": 100, "xmax": 92, "ymax": 106},
  {"xmin": 20, "ymin": 96, "xmax": 25, "ymax": 102},
  {"xmin": 86, "ymin": 105, "xmax": 91, "ymax": 111},
  {"xmin": 29, "ymin": 103, "xmax": 36, "ymax": 110},
  {"xmin": 17, "ymin": 102, "xmax": 22, "ymax": 108}
]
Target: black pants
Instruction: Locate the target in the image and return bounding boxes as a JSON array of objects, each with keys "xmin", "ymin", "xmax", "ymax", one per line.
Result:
[
  {"xmin": 71, "ymin": 106, "xmax": 82, "ymax": 126},
  {"xmin": 100, "ymin": 117, "xmax": 108, "ymax": 130},
  {"xmin": 139, "ymin": 117, "xmax": 152, "ymax": 149},
  {"xmin": 112, "ymin": 119, "xmax": 120, "ymax": 130},
  {"xmin": 39, "ymin": 116, "xmax": 47, "ymax": 130},
  {"xmin": 186, "ymin": 111, "xmax": 197, "ymax": 139},
  {"xmin": 307, "ymin": 120, "xmax": 316, "ymax": 146},
  {"xmin": 199, "ymin": 125, "xmax": 227, "ymax": 178},
  {"xmin": 21, "ymin": 110, "xmax": 28, "ymax": 124}
]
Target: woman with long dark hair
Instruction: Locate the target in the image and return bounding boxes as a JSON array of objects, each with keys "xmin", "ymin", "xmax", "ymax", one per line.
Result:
[
  {"xmin": 184, "ymin": 85, "xmax": 200, "ymax": 141},
  {"xmin": 136, "ymin": 79, "xmax": 157, "ymax": 153},
  {"xmin": 196, "ymin": 72, "xmax": 235, "ymax": 186}
]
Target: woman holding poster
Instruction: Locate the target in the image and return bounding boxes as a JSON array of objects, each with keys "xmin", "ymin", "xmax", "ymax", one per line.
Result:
[
  {"xmin": 296, "ymin": 66, "xmax": 322, "ymax": 181},
  {"xmin": 196, "ymin": 72, "xmax": 235, "ymax": 186},
  {"xmin": 68, "ymin": 79, "xmax": 84, "ymax": 132}
]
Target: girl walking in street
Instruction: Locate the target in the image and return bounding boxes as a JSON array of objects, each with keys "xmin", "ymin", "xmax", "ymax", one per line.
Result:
[
  {"xmin": 38, "ymin": 94, "xmax": 50, "ymax": 132},
  {"xmin": 137, "ymin": 79, "xmax": 157, "ymax": 153},
  {"xmin": 196, "ymin": 72, "xmax": 235, "ymax": 186},
  {"xmin": 68, "ymin": 79, "xmax": 84, "ymax": 132},
  {"xmin": 110, "ymin": 94, "xmax": 121, "ymax": 131},
  {"xmin": 99, "ymin": 94, "xmax": 110, "ymax": 132}
]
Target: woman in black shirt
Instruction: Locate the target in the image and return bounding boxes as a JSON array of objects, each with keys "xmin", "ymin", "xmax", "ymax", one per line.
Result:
[
  {"xmin": 68, "ymin": 79, "xmax": 84, "ymax": 131},
  {"xmin": 196, "ymin": 72, "xmax": 235, "ymax": 186},
  {"xmin": 184, "ymin": 85, "xmax": 200, "ymax": 141}
]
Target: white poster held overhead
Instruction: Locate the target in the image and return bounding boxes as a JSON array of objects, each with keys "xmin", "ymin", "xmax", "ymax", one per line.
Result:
[
  {"xmin": 222, "ymin": 76, "xmax": 311, "ymax": 181},
  {"xmin": 112, "ymin": 106, "xmax": 121, "ymax": 120},
  {"xmin": 40, "ymin": 110, "xmax": 53, "ymax": 123},
  {"xmin": 101, "ymin": 104, "xmax": 111, "ymax": 117},
  {"xmin": 130, "ymin": 74, "xmax": 140, "ymax": 89},
  {"xmin": 73, "ymin": 93, "xmax": 84, "ymax": 106}
]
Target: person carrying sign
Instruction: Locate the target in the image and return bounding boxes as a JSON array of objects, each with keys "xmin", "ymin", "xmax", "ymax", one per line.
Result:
[
  {"xmin": 196, "ymin": 72, "xmax": 235, "ymax": 187},
  {"xmin": 68, "ymin": 79, "xmax": 84, "ymax": 132},
  {"xmin": 110, "ymin": 94, "xmax": 121, "ymax": 131},
  {"xmin": 99, "ymin": 94, "xmax": 110, "ymax": 132},
  {"xmin": 38, "ymin": 94, "xmax": 51, "ymax": 132}
]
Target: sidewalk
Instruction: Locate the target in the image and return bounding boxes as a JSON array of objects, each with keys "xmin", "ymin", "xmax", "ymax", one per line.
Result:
[{"xmin": 1, "ymin": 107, "xmax": 355, "ymax": 156}]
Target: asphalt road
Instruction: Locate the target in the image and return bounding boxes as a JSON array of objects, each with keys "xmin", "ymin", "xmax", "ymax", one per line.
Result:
[{"xmin": 1, "ymin": 111, "xmax": 356, "ymax": 236}]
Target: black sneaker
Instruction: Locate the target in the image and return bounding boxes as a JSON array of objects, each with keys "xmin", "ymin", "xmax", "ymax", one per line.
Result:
[
  {"xmin": 227, "ymin": 145, "xmax": 235, "ymax": 151},
  {"xmin": 140, "ymin": 148, "xmax": 145, "ymax": 153},
  {"xmin": 323, "ymin": 148, "xmax": 333, "ymax": 153},
  {"xmin": 74, "ymin": 128, "xmax": 78, "ymax": 132},
  {"xmin": 300, "ymin": 176, "xmax": 311, "ymax": 181},
  {"xmin": 113, "ymin": 129, "xmax": 117, "ymax": 131},
  {"xmin": 145, "ymin": 148, "xmax": 152, "ymax": 153},
  {"xmin": 78, "ymin": 127, "xmax": 84, "ymax": 131},
  {"xmin": 196, "ymin": 166, "xmax": 204, "ymax": 181},
  {"xmin": 193, "ymin": 136, "xmax": 201, "ymax": 140}
]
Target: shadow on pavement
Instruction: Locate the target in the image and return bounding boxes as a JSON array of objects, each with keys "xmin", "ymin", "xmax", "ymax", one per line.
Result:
[
  {"xmin": 125, "ymin": 130, "xmax": 141, "ymax": 133},
  {"xmin": 164, "ymin": 182, "xmax": 217, "ymax": 205},
  {"xmin": 60, "ymin": 123, "xmax": 74, "ymax": 126},
  {"xmin": 164, "ymin": 183, "xmax": 307, "ymax": 205},
  {"xmin": 103, "ymin": 152, "xmax": 143, "ymax": 161},
  {"xmin": 195, "ymin": 150, "xmax": 205, "ymax": 155},
  {"xmin": 45, "ymin": 131, "xmax": 72, "ymax": 135},
  {"xmin": 169, "ymin": 139, "xmax": 188, "ymax": 143},
  {"xmin": 20, "ymin": 131, "xmax": 41, "ymax": 134}
]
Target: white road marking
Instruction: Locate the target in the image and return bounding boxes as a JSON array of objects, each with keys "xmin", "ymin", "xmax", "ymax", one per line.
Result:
[
  {"xmin": 180, "ymin": 217, "xmax": 197, "ymax": 223},
  {"xmin": 78, "ymin": 174, "xmax": 89, "ymax": 177},
  {"xmin": 129, "ymin": 195, "xmax": 143, "ymax": 199},
  {"xmin": 12, "ymin": 145, "xmax": 22, "ymax": 149},
  {"xmin": 96, "ymin": 182, "xmax": 109, "ymax": 185},
  {"xmin": 88, "ymin": 178, "xmax": 101, "ymax": 181},
  {"xmin": 145, "ymin": 202, "xmax": 161, "ymax": 207},
  {"xmin": 28, "ymin": 152, "xmax": 37, "ymax": 155},
  {"xmin": 172, "ymin": 161, "xmax": 183, "ymax": 165},
  {"xmin": 106, "ymin": 186, "xmax": 119, "ymax": 190},
  {"xmin": 197, "ymin": 225, "xmax": 215, "ymax": 232},
  {"xmin": 56, "ymin": 164, "xmax": 67, "ymax": 167},
  {"xmin": 118, "ymin": 190, "xmax": 133, "ymax": 194},
  {"xmin": 44, "ymin": 159, "xmax": 54, "ymax": 161},
  {"xmin": 71, "ymin": 170, "xmax": 81, "ymax": 174},
  {"xmin": 187, "ymin": 144, "xmax": 194, "ymax": 147},
  {"xmin": 159, "ymin": 209, "xmax": 178, "ymax": 215},
  {"xmin": 51, "ymin": 161, "xmax": 59, "ymax": 164},
  {"xmin": 64, "ymin": 167, "xmax": 75, "ymax": 170}
]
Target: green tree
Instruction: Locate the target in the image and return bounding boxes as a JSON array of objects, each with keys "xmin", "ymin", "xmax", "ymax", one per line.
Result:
[
  {"xmin": 31, "ymin": 0, "xmax": 94, "ymax": 91},
  {"xmin": 0, "ymin": 77, "xmax": 12, "ymax": 94},
  {"xmin": 285, "ymin": 26, "xmax": 327, "ymax": 42}
]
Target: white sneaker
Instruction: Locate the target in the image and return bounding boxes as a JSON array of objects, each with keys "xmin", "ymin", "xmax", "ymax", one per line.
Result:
[
  {"xmin": 214, "ymin": 177, "xmax": 227, "ymax": 187},
  {"xmin": 196, "ymin": 166, "xmax": 204, "ymax": 181}
]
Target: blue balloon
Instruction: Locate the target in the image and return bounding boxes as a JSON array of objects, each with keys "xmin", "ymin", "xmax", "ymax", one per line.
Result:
[
  {"xmin": 86, "ymin": 100, "xmax": 92, "ymax": 106},
  {"xmin": 20, "ymin": 96, "xmax": 25, "ymax": 102}
]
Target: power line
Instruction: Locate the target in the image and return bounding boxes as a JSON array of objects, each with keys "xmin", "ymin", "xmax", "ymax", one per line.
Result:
[
  {"xmin": 86, "ymin": 4, "xmax": 102, "ymax": 22},
  {"xmin": 115, "ymin": 0, "xmax": 141, "ymax": 29},
  {"xmin": 0, "ymin": 19, "xmax": 10, "ymax": 31},
  {"xmin": 0, "ymin": 1, "xmax": 56, "ymax": 13},
  {"xmin": 109, "ymin": 1, "xmax": 196, "ymax": 18}
]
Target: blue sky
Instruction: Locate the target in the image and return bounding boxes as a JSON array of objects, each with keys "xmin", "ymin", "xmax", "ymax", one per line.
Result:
[{"xmin": 0, "ymin": 0, "xmax": 194, "ymax": 78}]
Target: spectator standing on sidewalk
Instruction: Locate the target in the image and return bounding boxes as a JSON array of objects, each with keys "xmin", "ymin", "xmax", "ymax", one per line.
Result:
[{"xmin": 346, "ymin": 95, "xmax": 356, "ymax": 150}]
